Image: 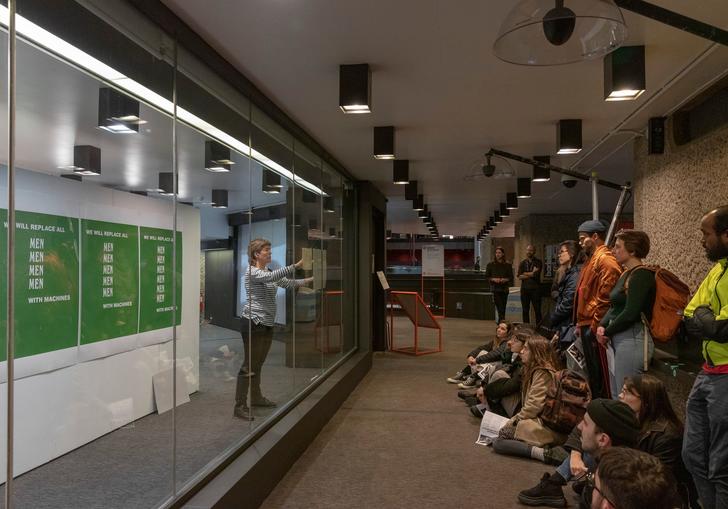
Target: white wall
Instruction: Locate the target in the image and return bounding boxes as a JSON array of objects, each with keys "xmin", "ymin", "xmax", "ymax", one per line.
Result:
[{"xmin": 0, "ymin": 169, "xmax": 200, "ymax": 479}]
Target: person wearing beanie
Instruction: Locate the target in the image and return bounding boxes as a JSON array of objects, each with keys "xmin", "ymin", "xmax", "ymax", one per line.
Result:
[
  {"xmin": 517, "ymin": 399, "xmax": 639, "ymax": 507},
  {"xmin": 573, "ymin": 219, "xmax": 622, "ymax": 399}
]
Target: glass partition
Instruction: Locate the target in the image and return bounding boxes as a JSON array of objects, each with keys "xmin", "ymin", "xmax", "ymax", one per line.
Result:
[{"xmin": 0, "ymin": 1, "xmax": 357, "ymax": 506}]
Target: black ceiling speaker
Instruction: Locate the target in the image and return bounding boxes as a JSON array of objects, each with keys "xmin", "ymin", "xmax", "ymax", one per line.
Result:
[
  {"xmin": 393, "ymin": 159, "xmax": 409, "ymax": 184},
  {"xmin": 339, "ymin": 63, "xmax": 371, "ymax": 114},
  {"xmin": 374, "ymin": 126, "xmax": 395, "ymax": 159},
  {"xmin": 404, "ymin": 180, "xmax": 418, "ymax": 201},
  {"xmin": 648, "ymin": 116, "xmax": 666, "ymax": 155},
  {"xmin": 73, "ymin": 145, "xmax": 101, "ymax": 176},
  {"xmin": 211, "ymin": 189, "xmax": 228, "ymax": 209},
  {"xmin": 506, "ymin": 192, "xmax": 518, "ymax": 209},
  {"xmin": 98, "ymin": 87, "xmax": 142, "ymax": 134},
  {"xmin": 532, "ymin": 155, "xmax": 551, "ymax": 182},
  {"xmin": 604, "ymin": 45, "xmax": 646, "ymax": 101},
  {"xmin": 205, "ymin": 140, "xmax": 234, "ymax": 172},
  {"xmin": 263, "ymin": 169, "xmax": 282, "ymax": 194}
]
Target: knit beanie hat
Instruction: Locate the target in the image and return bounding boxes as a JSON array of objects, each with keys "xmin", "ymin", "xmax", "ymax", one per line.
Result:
[{"xmin": 586, "ymin": 398, "xmax": 640, "ymax": 447}]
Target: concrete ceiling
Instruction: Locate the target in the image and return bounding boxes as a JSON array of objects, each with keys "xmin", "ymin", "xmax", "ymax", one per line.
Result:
[{"xmin": 163, "ymin": 1, "xmax": 728, "ymax": 235}]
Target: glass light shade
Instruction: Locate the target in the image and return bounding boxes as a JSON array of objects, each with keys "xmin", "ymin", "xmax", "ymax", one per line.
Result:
[{"xmin": 493, "ymin": 0, "xmax": 627, "ymax": 66}]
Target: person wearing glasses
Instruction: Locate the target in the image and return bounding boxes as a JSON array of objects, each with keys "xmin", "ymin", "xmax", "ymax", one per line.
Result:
[
  {"xmin": 548, "ymin": 240, "xmax": 582, "ymax": 348},
  {"xmin": 234, "ymin": 238, "xmax": 312, "ymax": 420},
  {"xmin": 517, "ymin": 398, "xmax": 639, "ymax": 508},
  {"xmin": 590, "ymin": 447, "xmax": 679, "ymax": 509}
]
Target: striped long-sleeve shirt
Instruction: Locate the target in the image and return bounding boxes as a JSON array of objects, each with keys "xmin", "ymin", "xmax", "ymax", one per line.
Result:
[{"xmin": 243, "ymin": 265, "xmax": 306, "ymax": 326}]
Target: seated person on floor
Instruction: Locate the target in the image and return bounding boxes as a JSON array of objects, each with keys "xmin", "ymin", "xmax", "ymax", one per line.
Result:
[
  {"xmin": 468, "ymin": 329, "xmax": 528, "ymax": 418},
  {"xmin": 517, "ymin": 398, "xmax": 640, "ymax": 508},
  {"xmin": 491, "ymin": 336, "xmax": 568, "ymax": 455},
  {"xmin": 447, "ymin": 320, "xmax": 513, "ymax": 386},
  {"xmin": 590, "ymin": 447, "xmax": 680, "ymax": 509}
]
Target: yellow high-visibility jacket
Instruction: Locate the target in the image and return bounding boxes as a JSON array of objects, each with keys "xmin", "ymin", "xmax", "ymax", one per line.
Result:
[{"xmin": 685, "ymin": 258, "xmax": 728, "ymax": 366}]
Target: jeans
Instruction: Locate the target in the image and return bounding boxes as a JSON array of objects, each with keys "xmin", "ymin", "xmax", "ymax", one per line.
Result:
[
  {"xmin": 493, "ymin": 292, "xmax": 508, "ymax": 322},
  {"xmin": 235, "ymin": 317, "xmax": 274, "ymax": 405},
  {"xmin": 683, "ymin": 372, "xmax": 728, "ymax": 509},
  {"xmin": 520, "ymin": 288, "xmax": 542, "ymax": 324},
  {"xmin": 581, "ymin": 326, "xmax": 608, "ymax": 399},
  {"xmin": 609, "ymin": 321, "xmax": 654, "ymax": 399},
  {"xmin": 555, "ymin": 451, "xmax": 596, "ymax": 481}
]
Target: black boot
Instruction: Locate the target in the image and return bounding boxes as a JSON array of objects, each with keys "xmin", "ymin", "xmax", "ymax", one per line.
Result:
[
  {"xmin": 517, "ymin": 472, "xmax": 567, "ymax": 507},
  {"xmin": 234, "ymin": 371, "xmax": 255, "ymax": 420},
  {"xmin": 250, "ymin": 377, "xmax": 276, "ymax": 408}
]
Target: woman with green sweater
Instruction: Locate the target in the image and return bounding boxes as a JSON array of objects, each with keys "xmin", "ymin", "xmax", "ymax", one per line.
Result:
[{"xmin": 596, "ymin": 229, "xmax": 656, "ymax": 399}]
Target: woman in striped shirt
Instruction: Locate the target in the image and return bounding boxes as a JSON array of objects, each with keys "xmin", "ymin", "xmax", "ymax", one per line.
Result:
[{"xmin": 234, "ymin": 238, "xmax": 312, "ymax": 420}]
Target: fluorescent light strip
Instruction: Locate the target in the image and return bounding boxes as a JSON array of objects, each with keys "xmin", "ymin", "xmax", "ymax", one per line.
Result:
[{"xmin": 0, "ymin": 6, "xmax": 326, "ymax": 196}]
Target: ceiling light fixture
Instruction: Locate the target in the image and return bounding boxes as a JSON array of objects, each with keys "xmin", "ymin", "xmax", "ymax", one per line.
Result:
[
  {"xmin": 404, "ymin": 180, "xmax": 418, "ymax": 201},
  {"xmin": 494, "ymin": 211, "xmax": 502, "ymax": 224},
  {"xmin": 500, "ymin": 203, "xmax": 509, "ymax": 216},
  {"xmin": 413, "ymin": 195, "xmax": 425, "ymax": 211},
  {"xmin": 73, "ymin": 145, "xmax": 101, "ymax": 176},
  {"xmin": 517, "ymin": 177, "xmax": 532, "ymax": 198},
  {"xmin": 211, "ymin": 189, "xmax": 228, "ymax": 209},
  {"xmin": 506, "ymin": 192, "xmax": 519, "ymax": 209},
  {"xmin": 557, "ymin": 119, "xmax": 582, "ymax": 154},
  {"xmin": 373, "ymin": 126, "xmax": 395, "ymax": 159},
  {"xmin": 0, "ymin": 7, "xmax": 324, "ymax": 197},
  {"xmin": 98, "ymin": 87, "xmax": 145, "ymax": 134},
  {"xmin": 205, "ymin": 140, "xmax": 235, "ymax": 172},
  {"xmin": 263, "ymin": 169, "xmax": 282, "ymax": 194},
  {"xmin": 418, "ymin": 205, "xmax": 429, "ymax": 219},
  {"xmin": 532, "ymin": 155, "xmax": 551, "ymax": 182},
  {"xmin": 393, "ymin": 159, "xmax": 409, "ymax": 184},
  {"xmin": 158, "ymin": 172, "xmax": 175, "ymax": 196},
  {"xmin": 323, "ymin": 196, "xmax": 336, "ymax": 213},
  {"xmin": 604, "ymin": 45, "xmax": 646, "ymax": 101},
  {"xmin": 493, "ymin": 0, "xmax": 627, "ymax": 66},
  {"xmin": 339, "ymin": 63, "xmax": 371, "ymax": 114}
]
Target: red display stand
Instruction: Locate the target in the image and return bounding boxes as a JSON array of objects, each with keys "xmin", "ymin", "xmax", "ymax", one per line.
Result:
[{"xmin": 389, "ymin": 291, "xmax": 442, "ymax": 356}]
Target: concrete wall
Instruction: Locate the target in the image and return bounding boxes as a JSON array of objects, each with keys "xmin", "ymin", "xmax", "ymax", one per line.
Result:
[{"xmin": 633, "ymin": 120, "xmax": 728, "ymax": 292}]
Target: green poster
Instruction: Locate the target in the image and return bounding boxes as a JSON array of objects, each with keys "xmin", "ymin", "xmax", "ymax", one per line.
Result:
[
  {"xmin": 80, "ymin": 219, "xmax": 139, "ymax": 344},
  {"xmin": 139, "ymin": 227, "xmax": 182, "ymax": 332},
  {"xmin": 10, "ymin": 210, "xmax": 79, "ymax": 359},
  {"xmin": 0, "ymin": 209, "xmax": 6, "ymax": 359}
]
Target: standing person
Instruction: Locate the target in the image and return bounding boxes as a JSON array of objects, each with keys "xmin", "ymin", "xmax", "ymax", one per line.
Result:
[
  {"xmin": 574, "ymin": 220, "xmax": 622, "ymax": 399},
  {"xmin": 596, "ymin": 230, "xmax": 656, "ymax": 398},
  {"xmin": 549, "ymin": 240, "xmax": 581, "ymax": 346},
  {"xmin": 474, "ymin": 256, "xmax": 481, "ymax": 271},
  {"xmin": 485, "ymin": 246, "xmax": 514, "ymax": 322},
  {"xmin": 234, "ymin": 239, "xmax": 312, "ymax": 420},
  {"xmin": 682, "ymin": 205, "xmax": 728, "ymax": 509},
  {"xmin": 519, "ymin": 244, "xmax": 544, "ymax": 324}
]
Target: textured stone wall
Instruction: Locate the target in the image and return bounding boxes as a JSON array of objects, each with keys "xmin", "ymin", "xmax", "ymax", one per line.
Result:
[{"xmin": 634, "ymin": 119, "xmax": 728, "ymax": 292}]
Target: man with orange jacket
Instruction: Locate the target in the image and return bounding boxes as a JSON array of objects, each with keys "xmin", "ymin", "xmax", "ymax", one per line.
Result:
[{"xmin": 573, "ymin": 220, "xmax": 622, "ymax": 398}]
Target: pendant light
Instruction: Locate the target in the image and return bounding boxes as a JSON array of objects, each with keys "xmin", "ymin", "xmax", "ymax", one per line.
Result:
[
  {"xmin": 506, "ymin": 192, "xmax": 519, "ymax": 209},
  {"xmin": 532, "ymin": 155, "xmax": 551, "ymax": 182},
  {"xmin": 374, "ymin": 126, "xmax": 395, "ymax": 159},
  {"xmin": 339, "ymin": 63, "xmax": 371, "ymax": 113},
  {"xmin": 557, "ymin": 119, "xmax": 582, "ymax": 154},
  {"xmin": 604, "ymin": 45, "xmax": 646, "ymax": 101},
  {"xmin": 393, "ymin": 159, "xmax": 409, "ymax": 184},
  {"xmin": 517, "ymin": 177, "xmax": 532, "ymax": 198}
]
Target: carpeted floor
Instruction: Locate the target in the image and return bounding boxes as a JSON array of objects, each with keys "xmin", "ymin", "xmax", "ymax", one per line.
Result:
[{"xmin": 260, "ymin": 317, "xmax": 577, "ymax": 509}]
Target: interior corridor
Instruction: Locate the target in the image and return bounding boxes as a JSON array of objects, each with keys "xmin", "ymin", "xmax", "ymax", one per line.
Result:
[{"xmin": 261, "ymin": 317, "xmax": 564, "ymax": 508}]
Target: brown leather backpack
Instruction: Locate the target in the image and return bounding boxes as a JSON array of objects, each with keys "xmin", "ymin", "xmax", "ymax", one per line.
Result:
[{"xmin": 540, "ymin": 369, "xmax": 591, "ymax": 434}]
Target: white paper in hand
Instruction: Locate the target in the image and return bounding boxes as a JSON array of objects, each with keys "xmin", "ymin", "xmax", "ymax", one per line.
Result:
[{"xmin": 476, "ymin": 411, "xmax": 510, "ymax": 446}]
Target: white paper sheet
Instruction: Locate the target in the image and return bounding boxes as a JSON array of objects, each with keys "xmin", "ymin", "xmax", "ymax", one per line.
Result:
[{"xmin": 476, "ymin": 411, "xmax": 510, "ymax": 446}]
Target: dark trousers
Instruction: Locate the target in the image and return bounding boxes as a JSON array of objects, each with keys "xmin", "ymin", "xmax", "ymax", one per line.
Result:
[
  {"xmin": 683, "ymin": 372, "xmax": 728, "ymax": 509},
  {"xmin": 580, "ymin": 325, "xmax": 608, "ymax": 399},
  {"xmin": 493, "ymin": 292, "xmax": 508, "ymax": 323},
  {"xmin": 235, "ymin": 317, "xmax": 274, "ymax": 406},
  {"xmin": 520, "ymin": 288, "xmax": 542, "ymax": 324}
]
